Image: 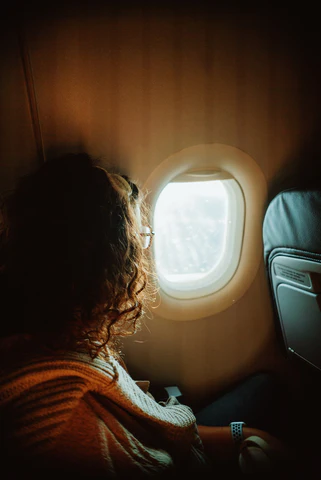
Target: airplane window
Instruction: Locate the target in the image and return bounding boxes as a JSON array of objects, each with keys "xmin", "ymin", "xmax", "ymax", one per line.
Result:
[
  {"xmin": 144, "ymin": 143, "xmax": 266, "ymax": 320},
  {"xmin": 153, "ymin": 176, "xmax": 244, "ymax": 299}
]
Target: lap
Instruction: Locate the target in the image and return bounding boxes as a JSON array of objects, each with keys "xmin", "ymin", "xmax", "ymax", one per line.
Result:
[{"xmin": 194, "ymin": 372, "xmax": 287, "ymax": 438}]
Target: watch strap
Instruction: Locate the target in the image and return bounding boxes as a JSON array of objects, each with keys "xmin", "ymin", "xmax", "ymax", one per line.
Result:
[{"xmin": 230, "ymin": 421, "xmax": 246, "ymax": 445}]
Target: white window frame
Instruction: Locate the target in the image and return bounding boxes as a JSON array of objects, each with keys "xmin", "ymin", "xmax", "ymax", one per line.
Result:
[
  {"xmin": 154, "ymin": 172, "xmax": 244, "ymax": 300},
  {"xmin": 143, "ymin": 143, "xmax": 267, "ymax": 321}
]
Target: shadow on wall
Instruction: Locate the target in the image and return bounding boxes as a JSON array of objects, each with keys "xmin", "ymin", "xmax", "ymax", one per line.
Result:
[
  {"xmin": 45, "ymin": 144, "xmax": 132, "ymax": 178},
  {"xmin": 0, "ymin": 142, "xmax": 136, "ymax": 202},
  {"xmin": 45, "ymin": 144, "xmax": 91, "ymax": 162},
  {"xmin": 0, "ymin": 144, "xmax": 88, "ymax": 197},
  {"xmin": 268, "ymin": 118, "xmax": 321, "ymax": 206}
]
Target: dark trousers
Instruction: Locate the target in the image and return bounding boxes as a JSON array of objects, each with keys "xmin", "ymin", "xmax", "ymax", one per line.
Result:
[{"xmin": 194, "ymin": 372, "xmax": 288, "ymax": 440}]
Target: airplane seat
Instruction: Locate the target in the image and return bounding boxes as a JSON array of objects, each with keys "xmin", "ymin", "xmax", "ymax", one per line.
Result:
[
  {"xmin": 263, "ymin": 187, "xmax": 321, "ymax": 374},
  {"xmin": 263, "ymin": 187, "xmax": 321, "ymax": 473}
]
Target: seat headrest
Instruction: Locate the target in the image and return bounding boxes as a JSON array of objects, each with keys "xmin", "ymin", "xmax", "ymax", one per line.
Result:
[{"xmin": 263, "ymin": 188, "xmax": 321, "ymax": 269}]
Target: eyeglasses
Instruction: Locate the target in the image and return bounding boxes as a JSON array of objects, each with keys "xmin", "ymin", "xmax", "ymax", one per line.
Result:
[{"xmin": 140, "ymin": 225, "xmax": 155, "ymax": 249}]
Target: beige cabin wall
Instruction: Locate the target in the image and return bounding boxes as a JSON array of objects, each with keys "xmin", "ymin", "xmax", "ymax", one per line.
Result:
[{"xmin": 1, "ymin": 4, "xmax": 320, "ymax": 403}]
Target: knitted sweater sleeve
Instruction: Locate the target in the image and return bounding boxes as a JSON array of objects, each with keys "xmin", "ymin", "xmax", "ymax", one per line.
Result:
[
  {"xmin": 1, "ymin": 354, "xmax": 210, "ymax": 478},
  {"xmin": 48, "ymin": 360, "xmax": 209, "ymax": 478}
]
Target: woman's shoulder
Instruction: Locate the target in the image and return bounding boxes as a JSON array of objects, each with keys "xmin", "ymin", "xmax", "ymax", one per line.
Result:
[{"xmin": 0, "ymin": 344, "xmax": 117, "ymax": 409}]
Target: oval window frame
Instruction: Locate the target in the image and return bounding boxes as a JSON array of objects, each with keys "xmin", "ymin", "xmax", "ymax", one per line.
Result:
[
  {"xmin": 144, "ymin": 143, "xmax": 267, "ymax": 321},
  {"xmin": 154, "ymin": 175, "xmax": 244, "ymax": 300}
]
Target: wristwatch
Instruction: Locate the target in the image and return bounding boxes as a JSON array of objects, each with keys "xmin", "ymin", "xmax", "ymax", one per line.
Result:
[{"xmin": 229, "ymin": 421, "xmax": 246, "ymax": 445}]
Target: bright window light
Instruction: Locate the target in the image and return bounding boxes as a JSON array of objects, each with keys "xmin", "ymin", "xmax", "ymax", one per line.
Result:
[{"xmin": 153, "ymin": 177, "xmax": 244, "ymax": 299}]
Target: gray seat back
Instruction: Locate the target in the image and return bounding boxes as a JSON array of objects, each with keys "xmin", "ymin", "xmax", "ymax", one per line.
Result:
[{"xmin": 263, "ymin": 188, "xmax": 321, "ymax": 371}]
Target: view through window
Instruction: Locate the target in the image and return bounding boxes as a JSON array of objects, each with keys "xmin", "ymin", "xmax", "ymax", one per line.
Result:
[{"xmin": 154, "ymin": 180, "xmax": 228, "ymax": 288}]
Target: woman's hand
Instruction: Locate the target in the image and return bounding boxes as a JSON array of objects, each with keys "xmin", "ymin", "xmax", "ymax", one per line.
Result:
[{"xmin": 197, "ymin": 424, "xmax": 292, "ymax": 466}]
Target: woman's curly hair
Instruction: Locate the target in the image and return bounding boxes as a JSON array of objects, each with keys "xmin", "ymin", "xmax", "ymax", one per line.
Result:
[{"xmin": 0, "ymin": 153, "xmax": 156, "ymax": 359}]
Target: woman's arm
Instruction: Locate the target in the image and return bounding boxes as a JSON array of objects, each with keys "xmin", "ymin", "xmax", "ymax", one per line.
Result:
[{"xmin": 197, "ymin": 425, "xmax": 290, "ymax": 462}]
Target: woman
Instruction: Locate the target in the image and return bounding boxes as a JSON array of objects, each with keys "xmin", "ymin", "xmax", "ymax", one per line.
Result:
[{"xmin": 0, "ymin": 153, "xmax": 292, "ymax": 478}]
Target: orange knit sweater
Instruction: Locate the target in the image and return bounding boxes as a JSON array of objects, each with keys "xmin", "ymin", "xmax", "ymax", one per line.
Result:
[{"xmin": 0, "ymin": 347, "xmax": 209, "ymax": 478}]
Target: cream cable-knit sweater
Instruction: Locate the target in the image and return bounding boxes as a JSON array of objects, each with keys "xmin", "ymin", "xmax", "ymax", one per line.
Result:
[{"xmin": 0, "ymin": 344, "xmax": 209, "ymax": 478}]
